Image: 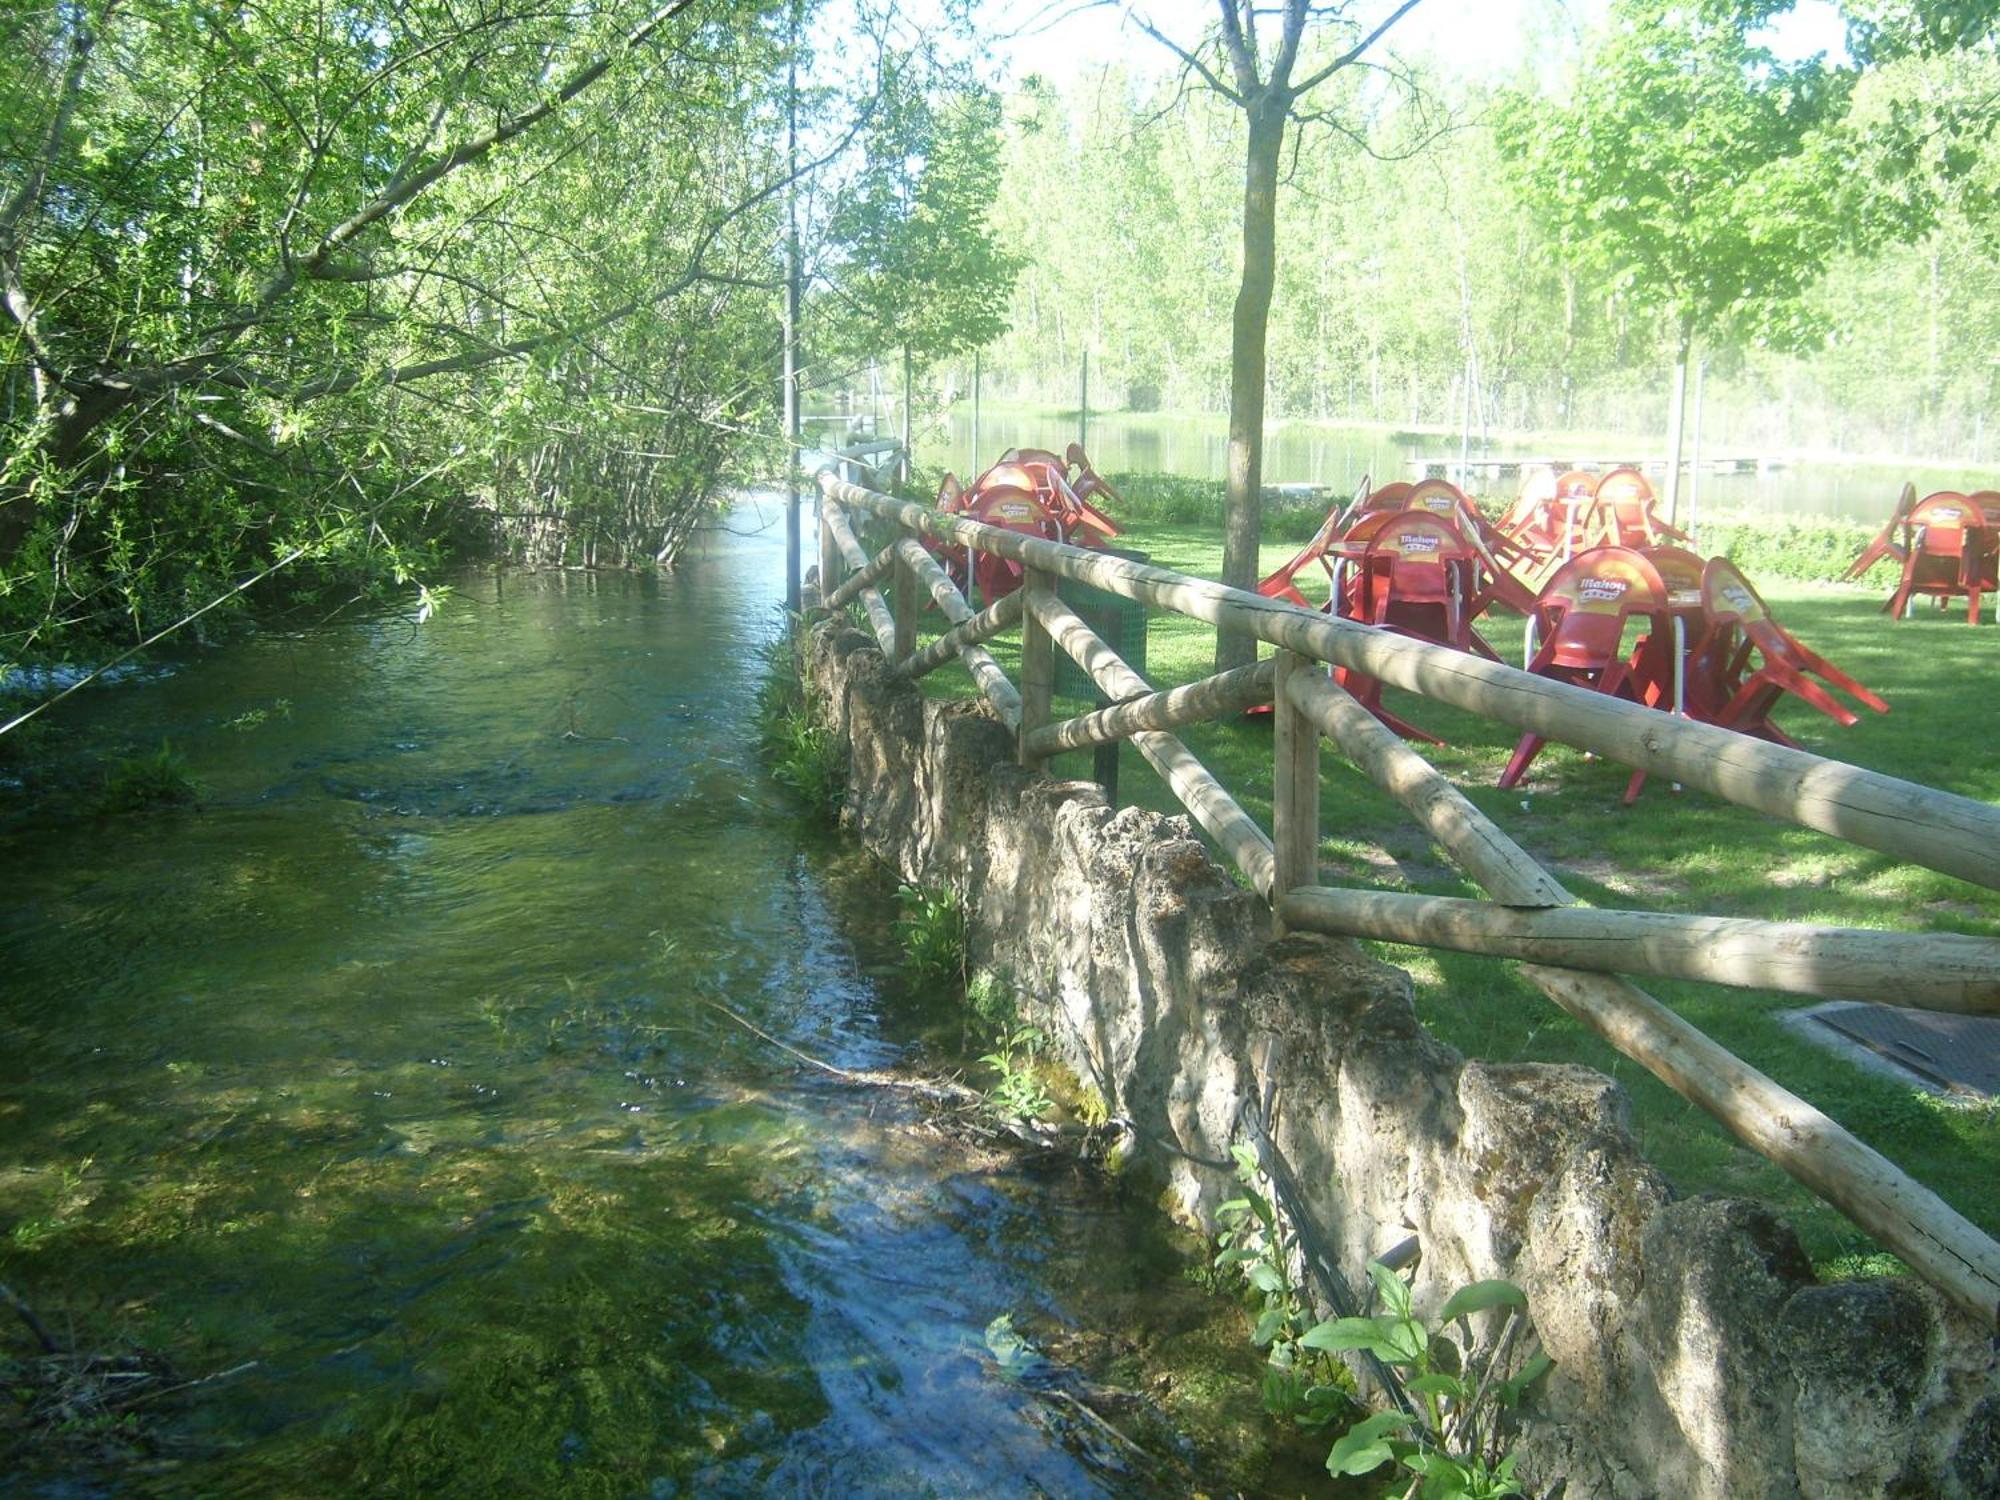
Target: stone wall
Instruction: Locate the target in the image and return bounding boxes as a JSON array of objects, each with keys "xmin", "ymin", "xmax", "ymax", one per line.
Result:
[{"xmin": 807, "ymin": 616, "xmax": 1999, "ymax": 1498}]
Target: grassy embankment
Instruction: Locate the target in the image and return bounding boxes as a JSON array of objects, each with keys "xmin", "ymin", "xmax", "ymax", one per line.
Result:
[{"xmin": 865, "ymin": 472, "xmax": 2000, "ymax": 1277}]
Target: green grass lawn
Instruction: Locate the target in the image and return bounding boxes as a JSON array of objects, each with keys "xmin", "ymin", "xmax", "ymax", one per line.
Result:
[{"xmin": 872, "ymin": 518, "xmax": 2000, "ymax": 1276}]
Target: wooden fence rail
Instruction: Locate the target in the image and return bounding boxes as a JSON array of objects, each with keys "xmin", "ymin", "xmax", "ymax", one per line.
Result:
[{"xmin": 812, "ymin": 473, "xmax": 2000, "ymax": 1327}]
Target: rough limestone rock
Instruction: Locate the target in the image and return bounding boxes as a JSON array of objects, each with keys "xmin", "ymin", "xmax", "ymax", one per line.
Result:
[{"xmin": 804, "ymin": 617, "xmax": 2000, "ymax": 1498}]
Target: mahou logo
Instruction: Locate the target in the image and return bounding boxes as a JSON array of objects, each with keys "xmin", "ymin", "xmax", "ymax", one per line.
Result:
[
  {"xmin": 1579, "ymin": 577, "xmax": 1628, "ymax": 603},
  {"xmin": 1399, "ymin": 533, "xmax": 1441, "ymax": 554}
]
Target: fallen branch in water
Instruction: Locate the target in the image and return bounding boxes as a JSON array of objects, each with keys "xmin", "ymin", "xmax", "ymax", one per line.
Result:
[{"xmin": 695, "ymin": 994, "xmax": 1092, "ymax": 1152}]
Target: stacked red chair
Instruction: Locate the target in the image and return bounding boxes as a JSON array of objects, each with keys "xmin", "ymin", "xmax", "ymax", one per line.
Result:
[
  {"xmin": 1882, "ymin": 491, "xmax": 1997, "ymax": 625},
  {"xmin": 924, "ymin": 448, "xmax": 1122, "ymax": 605},
  {"xmin": 1582, "ymin": 467, "xmax": 1690, "ymax": 550},
  {"xmin": 1695, "ymin": 558, "xmax": 1888, "ymax": 745},
  {"xmin": 1841, "ymin": 482, "xmax": 1917, "ymax": 581},
  {"xmin": 1499, "ymin": 547, "xmax": 1673, "ymax": 804}
]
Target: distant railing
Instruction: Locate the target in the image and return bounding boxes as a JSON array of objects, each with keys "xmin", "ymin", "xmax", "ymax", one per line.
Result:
[{"xmin": 814, "ymin": 472, "xmax": 2000, "ymax": 1329}]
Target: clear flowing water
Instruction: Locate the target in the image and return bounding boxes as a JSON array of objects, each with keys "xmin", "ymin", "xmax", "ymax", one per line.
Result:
[
  {"xmin": 0, "ymin": 505, "xmax": 1285, "ymax": 1497},
  {"xmin": 919, "ymin": 409, "xmax": 2000, "ymax": 522}
]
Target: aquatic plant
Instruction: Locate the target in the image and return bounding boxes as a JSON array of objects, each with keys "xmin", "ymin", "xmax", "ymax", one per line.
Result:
[{"xmin": 97, "ymin": 741, "xmax": 198, "ymax": 812}]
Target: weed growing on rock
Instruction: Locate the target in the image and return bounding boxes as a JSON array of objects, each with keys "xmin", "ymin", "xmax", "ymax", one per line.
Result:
[
  {"xmin": 1305, "ymin": 1262, "xmax": 1552, "ymax": 1497},
  {"xmin": 1212, "ymin": 1144, "xmax": 1356, "ymax": 1434},
  {"xmin": 1208, "ymin": 1144, "xmax": 1554, "ymax": 1496},
  {"xmin": 979, "ymin": 1025, "xmax": 1055, "ymax": 1123}
]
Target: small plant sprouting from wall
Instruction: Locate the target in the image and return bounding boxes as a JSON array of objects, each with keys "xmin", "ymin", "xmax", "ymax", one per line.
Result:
[
  {"xmin": 978, "ymin": 1024, "xmax": 1055, "ymax": 1123},
  {"xmin": 893, "ymin": 881, "xmax": 965, "ymax": 982},
  {"xmin": 1209, "ymin": 1144, "xmax": 1553, "ymax": 1496},
  {"xmin": 1212, "ymin": 1143, "xmax": 1358, "ymax": 1434},
  {"xmin": 1306, "ymin": 1263, "xmax": 1551, "ymax": 1498},
  {"xmin": 755, "ymin": 613, "xmax": 843, "ymax": 820}
]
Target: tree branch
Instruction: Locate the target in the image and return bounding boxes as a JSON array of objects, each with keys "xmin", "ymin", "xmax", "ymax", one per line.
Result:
[
  {"xmin": 1130, "ymin": 10, "xmax": 1244, "ymax": 105},
  {"xmin": 1291, "ymin": 0, "xmax": 1426, "ymax": 95}
]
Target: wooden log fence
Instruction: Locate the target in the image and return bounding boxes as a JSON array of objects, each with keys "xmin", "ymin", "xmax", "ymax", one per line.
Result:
[{"xmin": 811, "ymin": 472, "xmax": 2000, "ymax": 1327}]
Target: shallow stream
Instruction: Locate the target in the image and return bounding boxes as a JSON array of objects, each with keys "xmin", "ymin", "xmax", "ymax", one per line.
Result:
[{"xmin": 0, "ymin": 507, "xmax": 1300, "ymax": 1497}]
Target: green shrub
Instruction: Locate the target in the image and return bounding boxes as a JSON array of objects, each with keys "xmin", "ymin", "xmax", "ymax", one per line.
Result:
[
  {"xmin": 893, "ymin": 881, "xmax": 965, "ymax": 980},
  {"xmin": 1695, "ymin": 511, "xmax": 1886, "ymax": 586},
  {"xmin": 1104, "ymin": 472, "xmax": 1335, "ymax": 546}
]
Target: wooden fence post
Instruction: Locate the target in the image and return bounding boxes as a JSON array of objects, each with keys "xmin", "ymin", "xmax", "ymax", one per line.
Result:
[
  {"xmin": 1018, "ymin": 567, "xmax": 1056, "ymax": 768},
  {"xmin": 1272, "ymin": 651, "xmax": 1319, "ymax": 923},
  {"xmin": 817, "ymin": 498, "xmax": 837, "ymax": 603},
  {"xmin": 892, "ymin": 529, "xmax": 918, "ymax": 664}
]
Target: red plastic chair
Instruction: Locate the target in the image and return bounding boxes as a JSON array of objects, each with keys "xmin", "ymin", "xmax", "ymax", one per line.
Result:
[
  {"xmin": 1883, "ymin": 491, "xmax": 1997, "ymax": 625},
  {"xmin": 1701, "ymin": 558, "xmax": 1888, "ymax": 745},
  {"xmin": 1258, "ymin": 505, "xmax": 1347, "ymax": 609},
  {"xmin": 1326, "ymin": 512, "xmax": 1497, "ymax": 745},
  {"xmin": 1583, "ymin": 467, "xmax": 1690, "ymax": 550},
  {"xmin": 959, "ymin": 485, "xmax": 1062, "ymax": 602},
  {"xmin": 1630, "ymin": 545, "xmax": 1708, "ymax": 720},
  {"xmin": 1351, "ymin": 512, "xmax": 1493, "ymax": 653},
  {"xmin": 1841, "ymin": 482, "xmax": 1916, "ymax": 581},
  {"xmin": 1499, "ymin": 547, "xmax": 1671, "ymax": 804}
]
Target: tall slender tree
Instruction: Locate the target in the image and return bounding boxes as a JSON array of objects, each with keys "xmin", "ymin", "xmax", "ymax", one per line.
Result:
[{"xmin": 1130, "ymin": 0, "xmax": 1425, "ymax": 672}]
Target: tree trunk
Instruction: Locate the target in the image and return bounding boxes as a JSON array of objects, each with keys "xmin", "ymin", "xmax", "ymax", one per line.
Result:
[{"xmin": 1218, "ymin": 94, "xmax": 1286, "ymax": 674}]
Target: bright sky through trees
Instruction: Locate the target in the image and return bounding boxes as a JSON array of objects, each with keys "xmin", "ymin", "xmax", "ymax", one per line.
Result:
[{"xmin": 968, "ymin": 0, "xmax": 1851, "ymax": 85}]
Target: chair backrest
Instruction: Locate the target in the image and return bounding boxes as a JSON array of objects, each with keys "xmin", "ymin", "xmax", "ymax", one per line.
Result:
[
  {"xmin": 975, "ymin": 460, "xmax": 1041, "ymax": 497},
  {"xmin": 1969, "ymin": 490, "xmax": 2000, "ymax": 525},
  {"xmin": 1340, "ymin": 509, "xmax": 1398, "ymax": 550},
  {"xmin": 1406, "ymin": 477, "xmax": 1472, "ymax": 518},
  {"xmin": 1910, "ymin": 492, "xmax": 1980, "ymax": 556},
  {"xmin": 1358, "ymin": 480, "xmax": 1415, "ymax": 515},
  {"xmin": 935, "ymin": 473, "xmax": 965, "ymax": 512},
  {"xmin": 1700, "ymin": 556, "xmax": 1774, "ymax": 630},
  {"xmin": 1642, "ymin": 546, "xmax": 1707, "ymax": 609},
  {"xmin": 1365, "ymin": 511, "xmax": 1476, "ymax": 576},
  {"xmin": 965, "ymin": 484, "xmax": 1061, "ymax": 539},
  {"xmin": 999, "ymin": 446, "xmax": 1065, "ymax": 471},
  {"xmin": 1554, "ymin": 470, "xmax": 1600, "ymax": 501},
  {"xmin": 1595, "ymin": 466, "xmax": 1654, "ymax": 505},
  {"xmin": 1537, "ymin": 546, "xmax": 1668, "ymax": 665}
]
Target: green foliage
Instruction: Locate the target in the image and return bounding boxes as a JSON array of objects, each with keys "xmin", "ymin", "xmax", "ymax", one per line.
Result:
[
  {"xmin": 1305, "ymin": 1261, "xmax": 1551, "ymax": 1497},
  {"xmin": 1697, "ymin": 512, "xmax": 1888, "ymax": 584},
  {"xmin": 893, "ymin": 881, "xmax": 966, "ymax": 981},
  {"xmin": 97, "ymin": 741, "xmax": 198, "ymax": 813},
  {"xmin": 756, "ymin": 616, "xmax": 844, "ymax": 820},
  {"xmin": 823, "ymin": 68, "xmax": 1021, "ymax": 369},
  {"xmin": 0, "ymin": 0, "xmax": 801, "ymax": 659},
  {"xmin": 978, "ymin": 1025, "xmax": 1055, "ymax": 1123},
  {"xmin": 1210, "ymin": 1145, "xmax": 1357, "ymax": 1434},
  {"xmin": 1107, "ymin": 473, "xmax": 1334, "ymax": 545},
  {"xmin": 965, "ymin": 968, "xmax": 1022, "ymax": 1036},
  {"xmin": 1496, "ymin": 0, "xmax": 1857, "ymax": 355}
]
